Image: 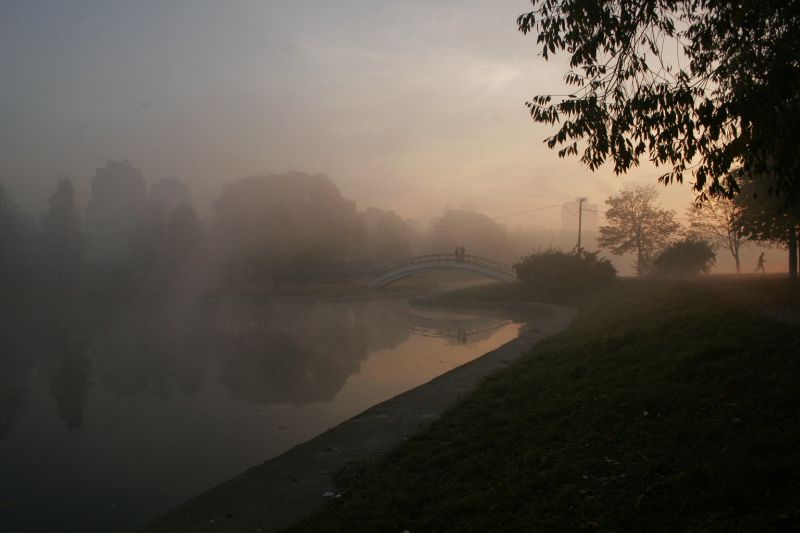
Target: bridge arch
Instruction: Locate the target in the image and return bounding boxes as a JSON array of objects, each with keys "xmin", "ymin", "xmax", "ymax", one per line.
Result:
[{"xmin": 368, "ymin": 254, "xmax": 518, "ymax": 288}]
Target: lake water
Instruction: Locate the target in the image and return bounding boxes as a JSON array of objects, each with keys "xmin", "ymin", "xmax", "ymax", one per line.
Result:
[{"xmin": 0, "ymin": 299, "xmax": 523, "ymax": 532}]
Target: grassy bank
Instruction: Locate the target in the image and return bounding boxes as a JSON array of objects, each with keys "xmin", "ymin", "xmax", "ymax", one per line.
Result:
[
  {"xmin": 296, "ymin": 279, "xmax": 800, "ymax": 531},
  {"xmin": 424, "ymin": 279, "xmax": 603, "ymax": 306}
]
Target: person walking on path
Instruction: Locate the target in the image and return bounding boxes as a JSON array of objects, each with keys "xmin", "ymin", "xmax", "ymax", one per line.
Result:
[
  {"xmin": 459, "ymin": 246, "xmax": 466, "ymax": 263},
  {"xmin": 454, "ymin": 246, "xmax": 460, "ymax": 263},
  {"xmin": 755, "ymin": 252, "xmax": 766, "ymax": 273}
]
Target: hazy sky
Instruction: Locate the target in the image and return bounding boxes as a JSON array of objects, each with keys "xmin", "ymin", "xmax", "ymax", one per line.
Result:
[{"xmin": 2, "ymin": 0, "xmax": 696, "ymax": 227}]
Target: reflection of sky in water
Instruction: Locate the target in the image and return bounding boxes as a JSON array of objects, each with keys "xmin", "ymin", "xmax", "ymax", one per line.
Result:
[{"xmin": 0, "ymin": 300, "xmax": 522, "ymax": 532}]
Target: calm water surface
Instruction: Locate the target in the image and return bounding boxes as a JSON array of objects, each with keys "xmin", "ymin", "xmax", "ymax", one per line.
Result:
[{"xmin": 0, "ymin": 299, "xmax": 523, "ymax": 532}]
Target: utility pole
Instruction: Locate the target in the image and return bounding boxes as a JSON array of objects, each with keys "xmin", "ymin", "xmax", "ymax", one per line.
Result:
[{"xmin": 576, "ymin": 197, "xmax": 587, "ymax": 255}]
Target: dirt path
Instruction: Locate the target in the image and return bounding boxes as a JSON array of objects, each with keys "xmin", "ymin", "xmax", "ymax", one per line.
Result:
[{"xmin": 144, "ymin": 302, "xmax": 576, "ymax": 533}]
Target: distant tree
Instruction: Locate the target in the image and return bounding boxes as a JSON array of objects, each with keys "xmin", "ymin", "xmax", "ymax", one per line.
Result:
[
  {"xmin": 0, "ymin": 182, "xmax": 24, "ymax": 285},
  {"xmin": 515, "ymin": 248, "xmax": 616, "ymax": 300},
  {"xmin": 133, "ymin": 202, "xmax": 204, "ymax": 282},
  {"xmin": 85, "ymin": 160, "xmax": 147, "ymax": 266},
  {"xmin": 652, "ymin": 238, "xmax": 717, "ymax": 277},
  {"xmin": 425, "ymin": 209, "xmax": 513, "ymax": 262},
  {"xmin": 47, "ymin": 336, "xmax": 92, "ymax": 430},
  {"xmin": 41, "ymin": 179, "xmax": 84, "ymax": 283},
  {"xmin": 353, "ymin": 207, "xmax": 412, "ymax": 271},
  {"xmin": 518, "ymin": 1, "xmax": 800, "ymax": 205},
  {"xmin": 166, "ymin": 204, "xmax": 202, "ymax": 258},
  {"xmin": 598, "ymin": 184, "xmax": 680, "ymax": 275},
  {"xmin": 686, "ymin": 196, "xmax": 750, "ymax": 274},
  {"xmin": 214, "ymin": 172, "xmax": 363, "ymax": 285}
]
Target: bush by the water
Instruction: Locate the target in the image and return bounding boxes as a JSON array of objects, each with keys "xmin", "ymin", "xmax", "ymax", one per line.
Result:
[
  {"xmin": 652, "ymin": 238, "xmax": 716, "ymax": 277},
  {"xmin": 514, "ymin": 249, "xmax": 616, "ymax": 298}
]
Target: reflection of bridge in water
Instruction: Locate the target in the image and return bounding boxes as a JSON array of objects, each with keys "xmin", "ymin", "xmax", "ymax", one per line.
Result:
[
  {"xmin": 369, "ymin": 254, "xmax": 518, "ymax": 288},
  {"xmin": 372, "ymin": 304, "xmax": 514, "ymax": 343}
]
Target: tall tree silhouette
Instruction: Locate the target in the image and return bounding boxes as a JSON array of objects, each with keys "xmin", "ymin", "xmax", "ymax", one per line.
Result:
[
  {"xmin": 214, "ymin": 172, "xmax": 363, "ymax": 285},
  {"xmin": 687, "ymin": 195, "xmax": 750, "ymax": 274},
  {"xmin": 353, "ymin": 208, "xmax": 412, "ymax": 271},
  {"xmin": 41, "ymin": 178, "xmax": 84, "ymax": 283},
  {"xmin": 0, "ymin": 182, "xmax": 24, "ymax": 286},
  {"xmin": 598, "ymin": 184, "xmax": 680, "ymax": 275}
]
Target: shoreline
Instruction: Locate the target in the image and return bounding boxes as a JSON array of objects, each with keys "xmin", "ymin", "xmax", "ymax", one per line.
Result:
[{"xmin": 144, "ymin": 301, "xmax": 576, "ymax": 532}]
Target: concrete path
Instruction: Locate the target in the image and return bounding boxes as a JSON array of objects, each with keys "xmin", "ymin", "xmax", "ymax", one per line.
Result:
[{"xmin": 144, "ymin": 302, "xmax": 576, "ymax": 533}]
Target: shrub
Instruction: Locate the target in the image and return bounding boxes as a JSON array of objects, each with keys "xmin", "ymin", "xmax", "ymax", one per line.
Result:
[
  {"xmin": 514, "ymin": 248, "xmax": 616, "ymax": 299},
  {"xmin": 652, "ymin": 238, "xmax": 716, "ymax": 277}
]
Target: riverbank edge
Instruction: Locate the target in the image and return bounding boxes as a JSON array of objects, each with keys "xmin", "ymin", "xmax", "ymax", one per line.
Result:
[
  {"xmin": 143, "ymin": 302, "xmax": 576, "ymax": 533},
  {"xmin": 410, "ymin": 296, "xmax": 559, "ymax": 312}
]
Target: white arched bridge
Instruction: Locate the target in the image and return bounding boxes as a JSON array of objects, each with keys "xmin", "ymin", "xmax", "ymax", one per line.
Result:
[{"xmin": 369, "ymin": 253, "xmax": 518, "ymax": 288}]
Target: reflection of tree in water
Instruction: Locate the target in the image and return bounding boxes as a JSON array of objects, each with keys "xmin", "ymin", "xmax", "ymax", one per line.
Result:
[
  {"xmin": 34, "ymin": 308, "xmax": 94, "ymax": 430},
  {"xmin": 0, "ymin": 307, "xmax": 47, "ymax": 440},
  {"xmin": 91, "ymin": 303, "xmax": 209, "ymax": 400},
  {"xmin": 0, "ymin": 299, "xmax": 515, "ymax": 434},
  {"xmin": 213, "ymin": 302, "xmax": 519, "ymax": 406},
  {"xmin": 0, "ymin": 302, "xmax": 211, "ymax": 438},
  {"xmin": 0, "ymin": 311, "xmax": 35, "ymax": 440},
  {"xmin": 46, "ymin": 335, "xmax": 92, "ymax": 430},
  {"xmin": 90, "ymin": 301, "xmax": 412, "ymax": 407},
  {"xmin": 368, "ymin": 303, "xmax": 516, "ymax": 345},
  {"xmin": 70, "ymin": 301, "xmax": 413, "ymax": 408},
  {"xmin": 0, "ymin": 305, "xmax": 94, "ymax": 435},
  {"xmin": 0, "ymin": 351, "xmax": 34, "ymax": 442},
  {"xmin": 215, "ymin": 303, "xmax": 387, "ymax": 406}
]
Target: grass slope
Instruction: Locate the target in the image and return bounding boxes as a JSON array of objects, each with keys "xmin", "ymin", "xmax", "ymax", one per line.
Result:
[{"xmin": 296, "ymin": 280, "xmax": 800, "ymax": 532}]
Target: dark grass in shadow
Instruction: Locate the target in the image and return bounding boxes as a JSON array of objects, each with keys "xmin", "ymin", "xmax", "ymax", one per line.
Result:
[{"xmin": 293, "ymin": 279, "xmax": 800, "ymax": 532}]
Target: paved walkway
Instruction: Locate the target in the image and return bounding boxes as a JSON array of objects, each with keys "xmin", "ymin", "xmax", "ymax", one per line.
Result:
[{"xmin": 144, "ymin": 302, "xmax": 576, "ymax": 533}]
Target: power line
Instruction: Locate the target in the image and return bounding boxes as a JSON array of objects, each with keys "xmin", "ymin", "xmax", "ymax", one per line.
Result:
[
  {"xmin": 374, "ymin": 202, "xmax": 565, "ymax": 235},
  {"xmin": 582, "ymin": 209, "xmax": 693, "ymax": 225}
]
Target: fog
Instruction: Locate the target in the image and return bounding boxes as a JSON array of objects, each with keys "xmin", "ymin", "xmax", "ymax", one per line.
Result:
[
  {"xmin": 1, "ymin": 2, "xmax": 795, "ymax": 531},
  {"xmin": 4, "ymin": 0, "xmax": 787, "ymax": 277},
  {"xmin": 2, "ymin": 1, "xmax": 698, "ymax": 222}
]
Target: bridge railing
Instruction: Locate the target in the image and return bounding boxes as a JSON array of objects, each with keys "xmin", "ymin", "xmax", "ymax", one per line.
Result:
[{"xmin": 371, "ymin": 253, "xmax": 516, "ymax": 278}]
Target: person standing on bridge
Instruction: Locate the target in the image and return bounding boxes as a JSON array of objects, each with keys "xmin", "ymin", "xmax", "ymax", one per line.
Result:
[
  {"xmin": 454, "ymin": 246, "xmax": 461, "ymax": 263},
  {"xmin": 459, "ymin": 246, "xmax": 466, "ymax": 263}
]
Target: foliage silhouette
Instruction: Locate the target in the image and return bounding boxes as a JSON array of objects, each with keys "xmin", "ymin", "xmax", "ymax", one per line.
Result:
[
  {"xmin": 40, "ymin": 178, "xmax": 84, "ymax": 284},
  {"xmin": 514, "ymin": 248, "xmax": 616, "ymax": 299},
  {"xmin": 0, "ymin": 181, "xmax": 30, "ymax": 286},
  {"xmin": 214, "ymin": 172, "xmax": 363, "ymax": 285},
  {"xmin": 425, "ymin": 208, "xmax": 513, "ymax": 262},
  {"xmin": 518, "ymin": 0, "xmax": 800, "ymax": 204},
  {"xmin": 686, "ymin": 195, "xmax": 750, "ymax": 274},
  {"xmin": 735, "ymin": 179, "xmax": 800, "ymax": 277},
  {"xmin": 598, "ymin": 184, "xmax": 679, "ymax": 275},
  {"xmin": 652, "ymin": 238, "xmax": 717, "ymax": 277}
]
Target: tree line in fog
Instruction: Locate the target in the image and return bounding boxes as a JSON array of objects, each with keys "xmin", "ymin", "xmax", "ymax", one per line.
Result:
[{"xmin": 0, "ymin": 160, "xmax": 589, "ymax": 289}]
